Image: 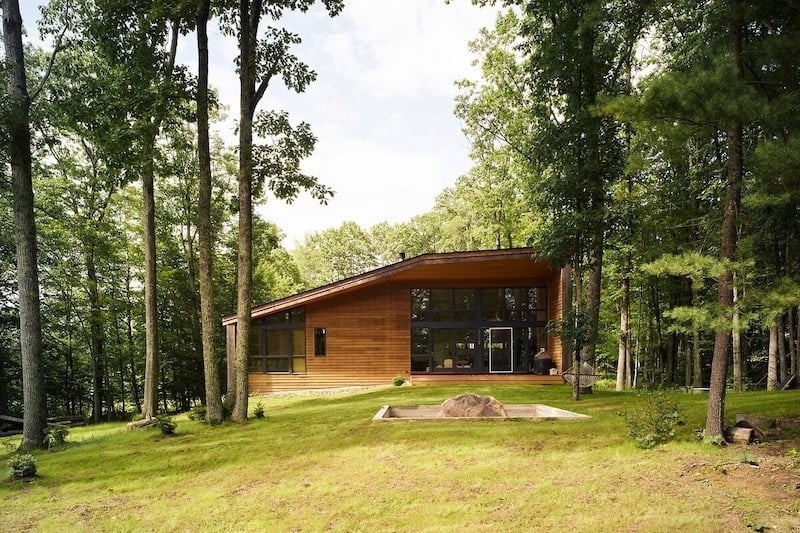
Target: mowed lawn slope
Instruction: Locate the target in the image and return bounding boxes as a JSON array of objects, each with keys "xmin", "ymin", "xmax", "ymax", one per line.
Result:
[{"xmin": 2, "ymin": 385, "xmax": 800, "ymax": 532}]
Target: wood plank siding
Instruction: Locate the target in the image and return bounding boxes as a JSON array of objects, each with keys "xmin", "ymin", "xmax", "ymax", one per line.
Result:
[
  {"xmin": 249, "ymin": 284, "xmax": 409, "ymax": 392},
  {"xmin": 224, "ymin": 249, "xmax": 565, "ymax": 393}
]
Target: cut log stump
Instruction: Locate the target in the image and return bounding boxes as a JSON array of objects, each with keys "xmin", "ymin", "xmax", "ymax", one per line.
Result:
[
  {"xmin": 724, "ymin": 426, "xmax": 756, "ymax": 444},
  {"xmin": 126, "ymin": 418, "xmax": 157, "ymax": 430}
]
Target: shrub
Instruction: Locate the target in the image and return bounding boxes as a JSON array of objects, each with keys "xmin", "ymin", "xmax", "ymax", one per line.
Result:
[
  {"xmin": 7, "ymin": 454, "xmax": 37, "ymax": 480},
  {"xmin": 392, "ymin": 376, "xmax": 406, "ymax": 387},
  {"xmin": 619, "ymin": 391, "xmax": 685, "ymax": 449},
  {"xmin": 592, "ymin": 378, "xmax": 616, "ymax": 391},
  {"xmin": 187, "ymin": 405, "xmax": 207, "ymax": 422},
  {"xmin": 253, "ymin": 402, "xmax": 265, "ymax": 419},
  {"xmin": 44, "ymin": 425, "xmax": 69, "ymax": 449},
  {"xmin": 155, "ymin": 414, "xmax": 176, "ymax": 435},
  {"xmin": 786, "ymin": 448, "xmax": 800, "ymax": 469}
]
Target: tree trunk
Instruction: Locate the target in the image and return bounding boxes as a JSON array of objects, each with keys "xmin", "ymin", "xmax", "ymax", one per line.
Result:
[
  {"xmin": 197, "ymin": 0, "xmax": 223, "ymax": 425},
  {"xmin": 796, "ymin": 305, "xmax": 800, "ymax": 382},
  {"xmin": 232, "ymin": 0, "xmax": 258, "ymax": 421},
  {"xmin": 616, "ymin": 274, "xmax": 629, "ymax": 391},
  {"xmin": 767, "ymin": 322, "xmax": 778, "ymax": 391},
  {"xmin": 125, "ymin": 264, "xmax": 141, "ymax": 413},
  {"xmin": 583, "ymin": 249, "xmax": 602, "ymax": 392},
  {"xmin": 3, "ymin": 0, "xmax": 48, "ymax": 450},
  {"xmin": 681, "ymin": 336, "xmax": 691, "ymax": 388},
  {"xmin": 572, "ymin": 260, "xmax": 583, "ymax": 402},
  {"xmin": 561, "ymin": 265, "xmax": 573, "ymax": 375},
  {"xmin": 140, "ymin": 20, "xmax": 179, "ymax": 419},
  {"xmin": 788, "ymin": 307, "xmax": 797, "ymax": 383},
  {"xmin": 732, "ymin": 281, "xmax": 742, "ymax": 391},
  {"xmin": 777, "ymin": 314, "xmax": 787, "ymax": 382},
  {"xmin": 705, "ymin": 0, "xmax": 744, "ymax": 439},
  {"xmin": 140, "ymin": 139, "xmax": 160, "ymax": 420},
  {"xmin": 686, "ymin": 278, "xmax": 702, "ymax": 386},
  {"xmin": 86, "ymin": 245, "xmax": 106, "ymax": 423}
]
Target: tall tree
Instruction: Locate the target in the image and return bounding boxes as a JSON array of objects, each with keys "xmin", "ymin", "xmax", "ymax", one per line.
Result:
[
  {"xmin": 227, "ymin": 0, "xmax": 341, "ymax": 421},
  {"xmin": 61, "ymin": 0, "xmax": 195, "ymax": 419},
  {"xmin": 458, "ymin": 4, "xmax": 648, "ymax": 396},
  {"xmin": 1, "ymin": 0, "xmax": 65, "ymax": 449},
  {"xmin": 195, "ymin": 0, "xmax": 223, "ymax": 425}
]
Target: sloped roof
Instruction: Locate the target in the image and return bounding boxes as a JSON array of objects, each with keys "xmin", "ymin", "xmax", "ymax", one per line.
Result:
[{"xmin": 222, "ymin": 248, "xmax": 554, "ymax": 325}]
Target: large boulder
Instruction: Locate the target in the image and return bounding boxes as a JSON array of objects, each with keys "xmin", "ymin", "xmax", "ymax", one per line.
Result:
[{"xmin": 440, "ymin": 393, "xmax": 508, "ymax": 418}]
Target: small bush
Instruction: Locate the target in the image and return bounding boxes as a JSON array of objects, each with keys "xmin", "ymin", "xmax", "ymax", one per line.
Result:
[
  {"xmin": 187, "ymin": 405, "xmax": 207, "ymax": 422},
  {"xmin": 592, "ymin": 378, "xmax": 616, "ymax": 391},
  {"xmin": 741, "ymin": 451, "xmax": 759, "ymax": 466},
  {"xmin": 619, "ymin": 391, "xmax": 685, "ymax": 449},
  {"xmin": 392, "ymin": 376, "xmax": 406, "ymax": 387},
  {"xmin": 155, "ymin": 414, "xmax": 176, "ymax": 435},
  {"xmin": 253, "ymin": 402, "xmax": 265, "ymax": 419},
  {"xmin": 7, "ymin": 454, "xmax": 37, "ymax": 480},
  {"xmin": 44, "ymin": 425, "xmax": 69, "ymax": 449},
  {"xmin": 786, "ymin": 448, "xmax": 800, "ymax": 468}
]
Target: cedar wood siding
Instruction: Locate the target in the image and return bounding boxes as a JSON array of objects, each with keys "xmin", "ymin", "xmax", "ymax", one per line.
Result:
[
  {"xmin": 224, "ymin": 249, "xmax": 565, "ymax": 393},
  {"xmin": 249, "ymin": 283, "xmax": 409, "ymax": 392}
]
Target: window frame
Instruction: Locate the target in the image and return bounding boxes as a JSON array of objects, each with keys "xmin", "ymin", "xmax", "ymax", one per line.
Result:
[
  {"xmin": 314, "ymin": 327, "xmax": 327, "ymax": 357},
  {"xmin": 249, "ymin": 307, "xmax": 307, "ymax": 374},
  {"xmin": 410, "ymin": 287, "xmax": 548, "ymax": 374}
]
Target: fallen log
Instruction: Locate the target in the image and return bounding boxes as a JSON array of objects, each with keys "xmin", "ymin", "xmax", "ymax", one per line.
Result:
[
  {"xmin": 126, "ymin": 418, "xmax": 157, "ymax": 430},
  {"xmin": 724, "ymin": 426, "xmax": 755, "ymax": 444},
  {"xmin": 0, "ymin": 414, "xmax": 24, "ymax": 425}
]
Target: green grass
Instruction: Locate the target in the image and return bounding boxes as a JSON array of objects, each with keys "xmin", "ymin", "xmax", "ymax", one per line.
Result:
[{"xmin": 2, "ymin": 385, "xmax": 800, "ymax": 532}]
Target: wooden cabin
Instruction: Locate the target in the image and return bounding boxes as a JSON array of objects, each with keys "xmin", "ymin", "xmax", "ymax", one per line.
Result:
[{"xmin": 222, "ymin": 248, "xmax": 567, "ymax": 393}]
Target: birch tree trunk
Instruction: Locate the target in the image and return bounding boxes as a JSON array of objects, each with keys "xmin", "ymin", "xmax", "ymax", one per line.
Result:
[
  {"xmin": 616, "ymin": 275, "xmax": 629, "ymax": 391},
  {"xmin": 767, "ymin": 323, "xmax": 778, "ymax": 391}
]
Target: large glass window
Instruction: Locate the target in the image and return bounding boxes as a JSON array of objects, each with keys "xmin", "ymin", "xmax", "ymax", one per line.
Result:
[
  {"xmin": 249, "ymin": 308, "xmax": 306, "ymax": 374},
  {"xmin": 410, "ymin": 287, "xmax": 548, "ymax": 374}
]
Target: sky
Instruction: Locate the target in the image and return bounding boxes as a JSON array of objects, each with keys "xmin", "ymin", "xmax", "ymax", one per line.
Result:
[{"xmin": 22, "ymin": 1, "xmax": 501, "ymax": 248}]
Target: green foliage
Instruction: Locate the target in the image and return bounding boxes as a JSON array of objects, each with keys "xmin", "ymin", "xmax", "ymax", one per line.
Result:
[
  {"xmin": 253, "ymin": 402, "xmax": 265, "ymax": 419},
  {"xmin": 619, "ymin": 391, "xmax": 685, "ymax": 449},
  {"xmin": 43, "ymin": 425, "xmax": 69, "ymax": 449},
  {"xmin": 786, "ymin": 448, "xmax": 800, "ymax": 469},
  {"xmin": 187, "ymin": 405, "xmax": 207, "ymax": 422},
  {"xmin": 392, "ymin": 376, "xmax": 406, "ymax": 387},
  {"xmin": 7, "ymin": 454, "xmax": 37, "ymax": 480},
  {"xmin": 703, "ymin": 434, "xmax": 726, "ymax": 447},
  {"xmin": 293, "ymin": 221, "xmax": 379, "ymax": 287},
  {"xmin": 592, "ymin": 378, "xmax": 617, "ymax": 391},
  {"xmin": 741, "ymin": 451, "xmax": 758, "ymax": 466},
  {"xmin": 155, "ymin": 415, "xmax": 176, "ymax": 436}
]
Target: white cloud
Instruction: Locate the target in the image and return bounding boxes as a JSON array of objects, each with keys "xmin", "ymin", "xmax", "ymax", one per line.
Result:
[{"xmin": 249, "ymin": 1, "xmax": 500, "ymax": 247}]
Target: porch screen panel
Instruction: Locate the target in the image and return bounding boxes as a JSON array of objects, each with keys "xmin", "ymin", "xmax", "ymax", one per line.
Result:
[{"xmin": 250, "ymin": 307, "xmax": 306, "ymax": 374}]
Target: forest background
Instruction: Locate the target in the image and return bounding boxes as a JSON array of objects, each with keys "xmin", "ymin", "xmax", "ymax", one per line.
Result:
[{"xmin": 1, "ymin": 0, "xmax": 799, "ymax": 442}]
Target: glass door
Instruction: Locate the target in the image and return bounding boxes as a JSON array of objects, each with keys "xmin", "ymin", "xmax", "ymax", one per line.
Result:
[{"xmin": 488, "ymin": 327, "xmax": 513, "ymax": 373}]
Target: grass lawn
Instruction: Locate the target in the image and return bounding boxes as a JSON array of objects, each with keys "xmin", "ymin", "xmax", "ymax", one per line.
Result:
[{"xmin": 2, "ymin": 385, "xmax": 800, "ymax": 532}]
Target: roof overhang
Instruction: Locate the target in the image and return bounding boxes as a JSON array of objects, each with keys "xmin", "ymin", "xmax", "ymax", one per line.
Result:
[{"xmin": 222, "ymin": 248, "xmax": 555, "ymax": 326}]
